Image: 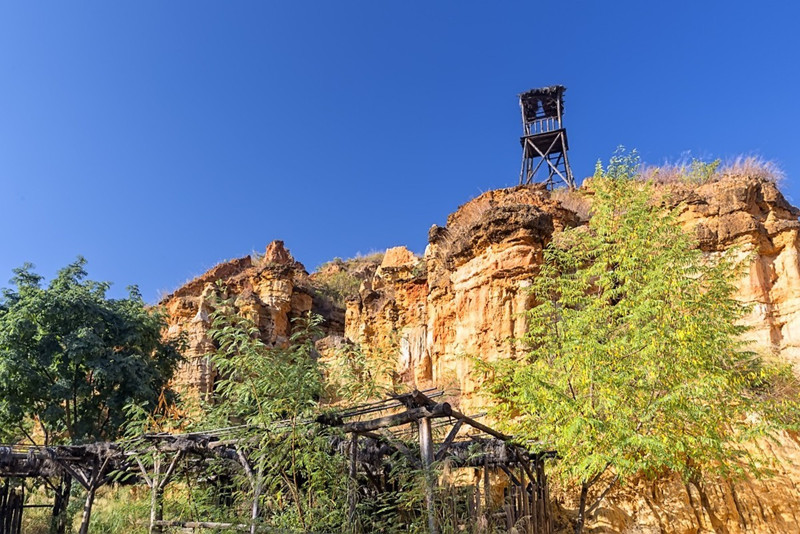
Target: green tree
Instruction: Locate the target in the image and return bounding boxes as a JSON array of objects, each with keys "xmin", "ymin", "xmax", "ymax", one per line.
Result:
[
  {"xmin": 179, "ymin": 292, "xmax": 349, "ymax": 531},
  {"xmin": 486, "ymin": 150, "xmax": 797, "ymax": 533},
  {"xmin": 150, "ymin": 288, "xmax": 421, "ymax": 533},
  {"xmin": 0, "ymin": 257, "xmax": 183, "ymax": 445}
]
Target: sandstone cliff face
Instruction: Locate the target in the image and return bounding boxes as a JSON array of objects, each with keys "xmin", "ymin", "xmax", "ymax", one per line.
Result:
[
  {"xmin": 161, "ymin": 240, "xmax": 319, "ymax": 397},
  {"xmin": 345, "ymin": 185, "xmax": 578, "ymax": 411},
  {"xmin": 669, "ymin": 175, "xmax": 800, "ymax": 372},
  {"xmin": 345, "ymin": 175, "xmax": 800, "ymax": 403},
  {"xmin": 162, "ymin": 174, "xmax": 800, "ymax": 533},
  {"xmin": 583, "ymin": 429, "xmax": 800, "ymax": 533},
  {"xmin": 342, "ymin": 175, "xmax": 800, "ymax": 533}
]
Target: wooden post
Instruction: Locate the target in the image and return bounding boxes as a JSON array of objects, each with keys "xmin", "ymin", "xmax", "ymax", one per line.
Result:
[
  {"xmin": 77, "ymin": 485, "xmax": 96, "ymax": 534},
  {"xmin": 250, "ymin": 462, "xmax": 263, "ymax": 534},
  {"xmin": 540, "ymin": 461, "xmax": 552, "ymax": 534},
  {"xmin": 1, "ymin": 478, "xmax": 8, "ymax": 534},
  {"xmin": 234, "ymin": 447, "xmax": 262, "ymax": 534},
  {"xmin": 136, "ymin": 450, "xmax": 181, "ymax": 534},
  {"xmin": 77, "ymin": 456, "xmax": 102, "ymax": 534},
  {"xmin": 418, "ymin": 417, "xmax": 438, "ymax": 534},
  {"xmin": 348, "ymin": 433, "xmax": 358, "ymax": 528},
  {"xmin": 483, "ymin": 456, "xmax": 490, "ymax": 511},
  {"xmin": 51, "ymin": 474, "xmax": 72, "ymax": 534},
  {"xmin": 481, "ymin": 455, "xmax": 491, "ymax": 533},
  {"xmin": 149, "ymin": 454, "xmax": 163, "ymax": 534}
]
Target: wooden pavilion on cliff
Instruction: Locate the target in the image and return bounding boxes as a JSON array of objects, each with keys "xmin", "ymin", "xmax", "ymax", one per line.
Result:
[{"xmin": 518, "ymin": 85, "xmax": 575, "ymax": 189}]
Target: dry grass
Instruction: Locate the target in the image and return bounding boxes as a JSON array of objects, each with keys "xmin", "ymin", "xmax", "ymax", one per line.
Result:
[
  {"xmin": 640, "ymin": 155, "xmax": 784, "ymax": 186},
  {"xmin": 640, "ymin": 158, "xmax": 721, "ymax": 185},
  {"xmin": 719, "ymin": 155, "xmax": 785, "ymax": 184},
  {"xmin": 434, "ymin": 200, "xmax": 490, "ymax": 263},
  {"xmin": 311, "ymin": 252, "xmax": 385, "ymax": 306},
  {"xmin": 551, "ymin": 187, "xmax": 592, "ymax": 222}
]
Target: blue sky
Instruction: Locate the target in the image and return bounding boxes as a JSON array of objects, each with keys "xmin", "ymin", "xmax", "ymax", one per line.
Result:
[{"xmin": 2, "ymin": 1, "xmax": 799, "ymax": 302}]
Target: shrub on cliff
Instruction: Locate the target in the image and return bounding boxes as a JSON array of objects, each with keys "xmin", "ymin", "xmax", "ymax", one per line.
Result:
[
  {"xmin": 311, "ymin": 252, "xmax": 384, "ymax": 307},
  {"xmin": 0, "ymin": 258, "xmax": 183, "ymax": 444},
  {"xmin": 486, "ymin": 149, "xmax": 799, "ymax": 534}
]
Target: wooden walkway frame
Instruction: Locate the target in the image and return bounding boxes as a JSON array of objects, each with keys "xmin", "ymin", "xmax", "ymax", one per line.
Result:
[
  {"xmin": 319, "ymin": 389, "xmax": 554, "ymax": 534},
  {"xmin": 0, "ymin": 389, "xmax": 554, "ymax": 534},
  {"xmin": 0, "ymin": 443, "xmax": 120, "ymax": 534}
]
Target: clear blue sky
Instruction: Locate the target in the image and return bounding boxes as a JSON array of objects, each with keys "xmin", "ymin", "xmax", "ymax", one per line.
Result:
[{"xmin": 2, "ymin": 1, "xmax": 799, "ymax": 302}]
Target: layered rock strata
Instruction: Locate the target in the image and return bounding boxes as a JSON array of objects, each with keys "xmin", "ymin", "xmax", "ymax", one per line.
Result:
[
  {"xmin": 161, "ymin": 240, "xmax": 318, "ymax": 397},
  {"xmin": 342, "ymin": 175, "xmax": 800, "ymax": 533},
  {"xmin": 162, "ymin": 174, "xmax": 800, "ymax": 532}
]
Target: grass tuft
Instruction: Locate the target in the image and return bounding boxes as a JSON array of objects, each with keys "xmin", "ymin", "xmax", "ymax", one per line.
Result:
[{"xmin": 640, "ymin": 155, "xmax": 783, "ymax": 186}]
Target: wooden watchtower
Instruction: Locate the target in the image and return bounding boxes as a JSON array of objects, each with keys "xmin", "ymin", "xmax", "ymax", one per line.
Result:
[{"xmin": 518, "ymin": 85, "xmax": 575, "ymax": 189}]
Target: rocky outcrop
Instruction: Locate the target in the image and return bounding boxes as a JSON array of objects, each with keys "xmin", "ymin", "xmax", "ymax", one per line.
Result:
[
  {"xmin": 345, "ymin": 175, "xmax": 800, "ymax": 408},
  {"xmin": 667, "ymin": 175, "xmax": 800, "ymax": 371},
  {"xmin": 161, "ymin": 174, "xmax": 800, "ymax": 533},
  {"xmin": 161, "ymin": 240, "xmax": 320, "ymax": 397},
  {"xmin": 345, "ymin": 185, "xmax": 578, "ymax": 411},
  {"xmin": 342, "ymin": 175, "xmax": 800, "ymax": 533}
]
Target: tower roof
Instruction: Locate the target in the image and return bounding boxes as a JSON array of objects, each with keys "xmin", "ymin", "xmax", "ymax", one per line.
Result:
[{"xmin": 519, "ymin": 85, "xmax": 566, "ymax": 122}]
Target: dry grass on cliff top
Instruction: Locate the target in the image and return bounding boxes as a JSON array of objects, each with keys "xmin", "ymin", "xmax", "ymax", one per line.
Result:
[
  {"xmin": 552, "ymin": 156, "xmax": 784, "ymax": 224},
  {"xmin": 641, "ymin": 155, "xmax": 785, "ymax": 186},
  {"xmin": 551, "ymin": 188, "xmax": 592, "ymax": 222}
]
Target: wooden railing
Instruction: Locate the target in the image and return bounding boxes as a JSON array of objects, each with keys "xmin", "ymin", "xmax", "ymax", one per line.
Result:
[{"xmin": 526, "ymin": 116, "xmax": 561, "ymax": 135}]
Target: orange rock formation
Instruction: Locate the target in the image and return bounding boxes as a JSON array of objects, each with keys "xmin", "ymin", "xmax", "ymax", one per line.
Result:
[{"xmin": 160, "ymin": 175, "xmax": 800, "ymax": 533}]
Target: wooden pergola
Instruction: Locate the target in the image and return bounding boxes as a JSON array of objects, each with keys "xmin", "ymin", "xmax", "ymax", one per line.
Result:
[
  {"xmin": 320, "ymin": 389, "xmax": 554, "ymax": 534},
  {"xmin": 0, "ymin": 443, "xmax": 124, "ymax": 534},
  {"xmin": 0, "ymin": 390, "xmax": 554, "ymax": 534}
]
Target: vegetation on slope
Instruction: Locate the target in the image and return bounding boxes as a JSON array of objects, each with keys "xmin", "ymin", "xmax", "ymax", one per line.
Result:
[
  {"xmin": 120, "ymin": 287, "xmax": 433, "ymax": 533},
  {"xmin": 485, "ymin": 149, "xmax": 800, "ymax": 534},
  {"xmin": 310, "ymin": 252, "xmax": 385, "ymax": 307},
  {"xmin": 2, "ymin": 152, "xmax": 796, "ymax": 534}
]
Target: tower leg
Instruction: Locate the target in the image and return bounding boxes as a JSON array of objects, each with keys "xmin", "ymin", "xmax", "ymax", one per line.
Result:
[
  {"xmin": 559, "ymin": 132, "xmax": 576, "ymax": 189},
  {"xmin": 519, "ymin": 152, "xmax": 528, "ymax": 185}
]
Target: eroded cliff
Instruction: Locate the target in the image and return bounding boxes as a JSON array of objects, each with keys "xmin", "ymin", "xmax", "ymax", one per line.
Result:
[
  {"xmin": 342, "ymin": 174, "xmax": 800, "ymax": 533},
  {"xmin": 161, "ymin": 173, "xmax": 800, "ymax": 533},
  {"xmin": 162, "ymin": 240, "xmax": 319, "ymax": 397}
]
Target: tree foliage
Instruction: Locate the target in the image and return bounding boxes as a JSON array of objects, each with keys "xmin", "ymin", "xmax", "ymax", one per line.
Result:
[
  {"xmin": 486, "ymin": 149, "xmax": 799, "ymax": 532},
  {"xmin": 207, "ymin": 302, "xmax": 348, "ymax": 530},
  {"xmin": 0, "ymin": 258, "xmax": 183, "ymax": 444},
  {"xmin": 121, "ymin": 287, "xmax": 435, "ymax": 533}
]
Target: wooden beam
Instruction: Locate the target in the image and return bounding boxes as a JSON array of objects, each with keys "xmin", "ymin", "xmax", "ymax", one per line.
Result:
[
  {"xmin": 378, "ymin": 429, "xmax": 420, "ymax": 467},
  {"xmin": 447, "ymin": 409, "xmax": 511, "ymax": 442},
  {"xmin": 158, "ymin": 451, "xmax": 184, "ymax": 491},
  {"xmin": 434, "ymin": 420, "xmax": 464, "ymax": 461},
  {"xmin": 153, "ymin": 520, "xmax": 250, "ymax": 531},
  {"xmin": 340, "ymin": 403, "xmax": 451, "ymax": 434},
  {"xmin": 498, "ymin": 464, "xmax": 520, "ymax": 487}
]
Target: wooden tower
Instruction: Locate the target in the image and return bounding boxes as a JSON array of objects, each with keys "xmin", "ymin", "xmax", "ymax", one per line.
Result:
[{"xmin": 518, "ymin": 85, "xmax": 575, "ymax": 189}]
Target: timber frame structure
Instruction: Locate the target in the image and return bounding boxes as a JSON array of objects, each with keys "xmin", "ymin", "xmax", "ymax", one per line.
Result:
[
  {"xmin": 0, "ymin": 390, "xmax": 553, "ymax": 534},
  {"xmin": 518, "ymin": 85, "xmax": 575, "ymax": 189}
]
